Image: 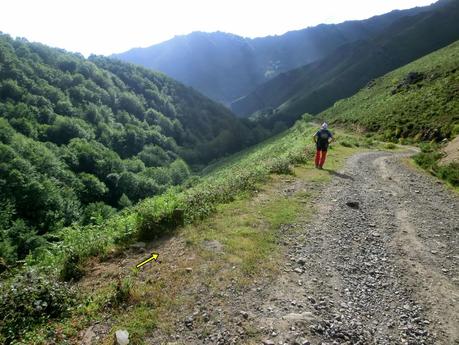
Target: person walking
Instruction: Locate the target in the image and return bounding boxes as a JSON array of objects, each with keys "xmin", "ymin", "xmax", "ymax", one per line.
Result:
[{"xmin": 313, "ymin": 122, "xmax": 333, "ymax": 169}]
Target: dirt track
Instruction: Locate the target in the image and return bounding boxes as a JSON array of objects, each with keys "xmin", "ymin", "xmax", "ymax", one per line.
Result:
[
  {"xmin": 253, "ymin": 150, "xmax": 459, "ymax": 345},
  {"xmin": 154, "ymin": 150, "xmax": 459, "ymax": 345}
]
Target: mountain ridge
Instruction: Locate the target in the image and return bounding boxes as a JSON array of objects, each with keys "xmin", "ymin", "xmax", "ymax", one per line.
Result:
[
  {"xmin": 231, "ymin": 0, "xmax": 459, "ymax": 128},
  {"xmin": 112, "ymin": 2, "xmax": 436, "ymax": 104}
]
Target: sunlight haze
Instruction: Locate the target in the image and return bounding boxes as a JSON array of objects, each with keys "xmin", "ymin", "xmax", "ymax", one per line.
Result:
[{"xmin": 0, "ymin": 0, "xmax": 436, "ymax": 56}]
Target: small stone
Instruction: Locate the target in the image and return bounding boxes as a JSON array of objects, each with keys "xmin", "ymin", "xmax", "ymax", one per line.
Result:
[
  {"xmin": 115, "ymin": 330, "xmax": 129, "ymax": 345},
  {"xmin": 346, "ymin": 201, "xmax": 360, "ymax": 209},
  {"xmin": 240, "ymin": 311, "xmax": 249, "ymax": 319},
  {"xmin": 185, "ymin": 267, "xmax": 193, "ymax": 272},
  {"xmin": 262, "ymin": 340, "xmax": 275, "ymax": 345},
  {"xmin": 297, "ymin": 258, "xmax": 306, "ymax": 266},
  {"xmin": 294, "ymin": 338, "xmax": 310, "ymax": 345},
  {"xmin": 294, "ymin": 267, "xmax": 303, "ymax": 274}
]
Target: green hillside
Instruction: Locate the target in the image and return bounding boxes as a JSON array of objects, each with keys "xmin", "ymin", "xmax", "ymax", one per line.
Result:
[
  {"xmin": 0, "ymin": 33, "xmax": 254, "ymax": 268},
  {"xmin": 231, "ymin": 0, "xmax": 459, "ymax": 129},
  {"xmin": 323, "ymin": 40, "xmax": 459, "ymax": 141},
  {"xmin": 323, "ymin": 40, "xmax": 459, "ymax": 187}
]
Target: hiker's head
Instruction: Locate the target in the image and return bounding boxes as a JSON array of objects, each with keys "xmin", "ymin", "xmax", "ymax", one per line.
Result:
[{"xmin": 321, "ymin": 122, "xmax": 328, "ymax": 129}]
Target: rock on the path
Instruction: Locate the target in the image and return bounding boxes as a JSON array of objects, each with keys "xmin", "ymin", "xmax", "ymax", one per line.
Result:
[
  {"xmin": 294, "ymin": 338, "xmax": 310, "ymax": 345},
  {"xmin": 345, "ymin": 201, "xmax": 360, "ymax": 209},
  {"xmin": 239, "ymin": 310, "xmax": 249, "ymax": 319},
  {"xmin": 115, "ymin": 330, "xmax": 129, "ymax": 345},
  {"xmin": 262, "ymin": 340, "xmax": 275, "ymax": 345},
  {"xmin": 297, "ymin": 257, "xmax": 307, "ymax": 266},
  {"xmin": 282, "ymin": 312, "xmax": 315, "ymax": 322}
]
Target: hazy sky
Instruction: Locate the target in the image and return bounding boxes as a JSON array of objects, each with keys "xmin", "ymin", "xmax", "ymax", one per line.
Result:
[{"xmin": 0, "ymin": 0, "xmax": 435, "ymax": 56}]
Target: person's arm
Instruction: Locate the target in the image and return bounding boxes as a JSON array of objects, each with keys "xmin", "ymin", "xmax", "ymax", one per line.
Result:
[
  {"xmin": 328, "ymin": 131, "xmax": 334, "ymax": 143},
  {"xmin": 313, "ymin": 131, "xmax": 318, "ymax": 143}
]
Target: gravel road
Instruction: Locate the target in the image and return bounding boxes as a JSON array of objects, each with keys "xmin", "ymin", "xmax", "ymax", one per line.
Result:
[
  {"xmin": 148, "ymin": 150, "xmax": 458, "ymax": 345},
  {"xmin": 257, "ymin": 150, "xmax": 458, "ymax": 345}
]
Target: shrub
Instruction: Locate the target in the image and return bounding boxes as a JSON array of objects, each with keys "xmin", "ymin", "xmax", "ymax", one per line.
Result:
[
  {"xmin": 269, "ymin": 158, "xmax": 294, "ymax": 175},
  {"xmin": 136, "ymin": 193, "xmax": 184, "ymax": 241},
  {"xmin": 437, "ymin": 163, "xmax": 459, "ymax": 186},
  {"xmin": 413, "ymin": 152, "xmax": 441, "ymax": 170},
  {"xmin": 111, "ymin": 276, "xmax": 133, "ymax": 307},
  {"xmin": 82, "ymin": 202, "xmax": 116, "ymax": 225},
  {"xmin": 60, "ymin": 251, "xmax": 85, "ymax": 282},
  {"xmin": 0, "ymin": 269, "xmax": 76, "ymax": 342},
  {"xmin": 384, "ymin": 143, "xmax": 396, "ymax": 150},
  {"xmin": 287, "ymin": 148, "xmax": 314, "ymax": 165},
  {"xmin": 340, "ymin": 140, "xmax": 353, "ymax": 147},
  {"xmin": 363, "ymin": 138, "xmax": 375, "ymax": 147}
]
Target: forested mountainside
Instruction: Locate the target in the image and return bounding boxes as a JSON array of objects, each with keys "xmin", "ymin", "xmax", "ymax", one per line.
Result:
[
  {"xmin": 112, "ymin": 2, "xmax": 433, "ymax": 104},
  {"xmin": 0, "ymin": 33, "xmax": 255, "ymax": 266},
  {"xmin": 324, "ymin": 40, "xmax": 459, "ymax": 142},
  {"xmin": 232, "ymin": 0, "xmax": 459, "ymax": 129}
]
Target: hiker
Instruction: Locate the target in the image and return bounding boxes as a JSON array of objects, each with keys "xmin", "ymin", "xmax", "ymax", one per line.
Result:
[{"xmin": 313, "ymin": 122, "xmax": 333, "ymax": 169}]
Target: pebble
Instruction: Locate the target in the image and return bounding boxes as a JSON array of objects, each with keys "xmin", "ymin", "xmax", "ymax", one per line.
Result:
[{"xmin": 115, "ymin": 330, "xmax": 129, "ymax": 345}]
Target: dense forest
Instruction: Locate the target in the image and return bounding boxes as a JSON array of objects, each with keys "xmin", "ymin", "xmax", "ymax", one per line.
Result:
[{"xmin": 0, "ymin": 33, "xmax": 260, "ymax": 268}]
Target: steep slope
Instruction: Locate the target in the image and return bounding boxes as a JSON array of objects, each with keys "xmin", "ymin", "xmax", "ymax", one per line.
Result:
[
  {"xmin": 112, "ymin": 4, "xmax": 431, "ymax": 104},
  {"xmin": 232, "ymin": 0, "xmax": 459, "ymax": 128},
  {"xmin": 0, "ymin": 33, "xmax": 252, "ymax": 266},
  {"xmin": 323, "ymin": 40, "xmax": 459, "ymax": 141}
]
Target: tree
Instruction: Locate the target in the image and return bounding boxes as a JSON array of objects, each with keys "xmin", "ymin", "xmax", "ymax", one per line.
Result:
[
  {"xmin": 118, "ymin": 92, "xmax": 145, "ymax": 119},
  {"xmin": 77, "ymin": 173, "xmax": 108, "ymax": 204},
  {"xmin": 0, "ymin": 79, "xmax": 23, "ymax": 101},
  {"xmin": 137, "ymin": 144, "xmax": 170, "ymax": 167},
  {"xmin": 118, "ymin": 193, "xmax": 132, "ymax": 208},
  {"xmin": 168, "ymin": 159, "xmax": 190, "ymax": 185},
  {"xmin": 0, "ymin": 118, "xmax": 15, "ymax": 144},
  {"xmin": 46, "ymin": 116, "xmax": 94, "ymax": 145}
]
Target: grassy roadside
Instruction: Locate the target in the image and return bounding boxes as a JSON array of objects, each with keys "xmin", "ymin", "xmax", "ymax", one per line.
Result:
[{"xmin": 403, "ymin": 156, "xmax": 459, "ymax": 194}]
